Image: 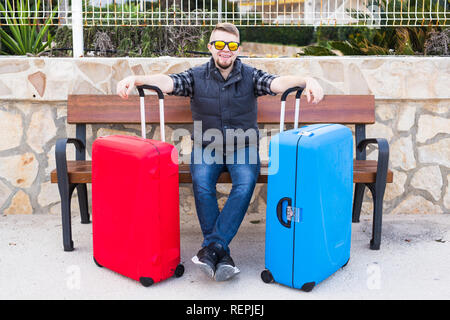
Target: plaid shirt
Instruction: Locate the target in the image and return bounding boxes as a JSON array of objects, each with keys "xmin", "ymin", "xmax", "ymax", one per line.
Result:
[{"xmin": 169, "ymin": 62, "xmax": 278, "ymax": 98}]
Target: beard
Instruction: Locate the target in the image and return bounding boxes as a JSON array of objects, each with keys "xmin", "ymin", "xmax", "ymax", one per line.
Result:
[{"xmin": 216, "ymin": 57, "xmax": 233, "ymax": 70}]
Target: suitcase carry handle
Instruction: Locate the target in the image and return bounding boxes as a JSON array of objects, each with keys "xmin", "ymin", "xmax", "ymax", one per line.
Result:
[
  {"xmin": 276, "ymin": 197, "xmax": 292, "ymax": 228},
  {"xmin": 136, "ymin": 85, "xmax": 165, "ymax": 142},
  {"xmin": 280, "ymin": 87, "xmax": 304, "ymax": 133}
]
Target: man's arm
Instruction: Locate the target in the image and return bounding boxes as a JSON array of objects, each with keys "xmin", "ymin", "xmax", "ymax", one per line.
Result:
[
  {"xmin": 270, "ymin": 75, "xmax": 324, "ymax": 104},
  {"xmin": 117, "ymin": 74, "xmax": 174, "ymax": 99}
]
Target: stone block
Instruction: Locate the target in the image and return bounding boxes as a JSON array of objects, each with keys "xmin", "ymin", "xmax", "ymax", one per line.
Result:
[
  {"xmin": 28, "ymin": 71, "xmax": 46, "ymax": 97},
  {"xmin": 345, "ymin": 63, "xmax": 371, "ymax": 95},
  {"xmin": 384, "ymin": 169, "xmax": 407, "ymax": 201},
  {"xmin": 444, "ymin": 175, "xmax": 450, "ymax": 210},
  {"xmin": 391, "ymin": 136, "xmax": 416, "ymax": 170},
  {"xmin": 37, "ymin": 181, "xmax": 61, "ymax": 207},
  {"xmin": 418, "ymin": 138, "xmax": 450, "ymax": 167},
  {"xmin": 0, "ymin": 80, "xmax": 12, "ymax": 96},
  {"xmin": 0, "ymin": 153, "xmax": 38, "ymax": 188},
  {"xmin": 366, "ymin": 122, "xmax": 394, "ymax": 142},
  {"xmin": 417, "ymin": 115, "xmax": 450, "ymax": 143},
  {"xmin": 391, "ymin": 195, "xmax": 442, "ymax": 214},
  {"xmin": 4, "ymin": 190, "xmax": 32, "ymax": 215},
  {"xmin": 96, "ymin": 128, "xmax": 137, "ymax": 138},
  {"xmin": 375, "ymin": 103, "xmax": 398, "ymax": 121},
  {"xmin": 0, "ymin": 59, "xmax": 30, "ymax": 74},
  {"xmin": 76, "ymin": 61, "xmax": 112, "ymax": 84},
  {"xmin": 319, "ymin": 60, "xmax": 344, "ymax": 82},
  {"xmin": 0, "ymin": 110, "xmax": 23, "ymax": 151},
  {"xmin": 397, "ymin": 105, "xmax": 416, "ymax": 132},
  {"xmin": 0, "ymin": 180, "xmax": 10, "ymax": 208},
  {"xmin": 411, "ymin": 166, "xmax": 443, "ymax": 201},
  {"xmin": 26, "ymin": 107, "xmax": 57, "ymax": 153}
]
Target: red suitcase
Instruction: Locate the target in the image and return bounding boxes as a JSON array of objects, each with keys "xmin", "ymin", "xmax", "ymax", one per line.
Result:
[{"xmin": 92, "ymin": 85, "xmax": 184, "ymax": 287}]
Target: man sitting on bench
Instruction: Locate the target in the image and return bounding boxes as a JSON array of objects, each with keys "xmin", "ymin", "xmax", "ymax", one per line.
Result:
[{"xmin": 116, "ymin": 23, "xmax": 324, "ymax": 282}]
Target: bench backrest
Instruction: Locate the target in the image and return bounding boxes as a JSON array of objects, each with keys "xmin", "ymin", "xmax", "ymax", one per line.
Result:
[
  {"xmin": 67, "ymin": 94, "xmax": 375, "ymax": 125},
  {"xmin": 67, "ymin": 94, "xmax": 375, "ymax": 161}
]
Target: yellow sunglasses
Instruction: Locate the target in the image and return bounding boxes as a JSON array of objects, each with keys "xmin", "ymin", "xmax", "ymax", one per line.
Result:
[{"xmin": 210, "ymin": 40, "xmax": 240, "ymax": 51}]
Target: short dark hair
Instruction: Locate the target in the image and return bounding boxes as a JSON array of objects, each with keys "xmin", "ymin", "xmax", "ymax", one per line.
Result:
[{"xmin": 210, "ymin": 23, "xmax": 240, "ymax": 42}]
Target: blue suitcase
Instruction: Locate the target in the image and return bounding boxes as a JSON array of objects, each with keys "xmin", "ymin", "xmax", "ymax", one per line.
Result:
[{"xmin": 261, "ymin": 88, "xmax": 353, "ymax": 292}]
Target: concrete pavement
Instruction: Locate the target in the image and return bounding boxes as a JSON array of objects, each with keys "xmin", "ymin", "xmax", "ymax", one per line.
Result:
[{"xmin": 1, "ymin": 212, "xmax": 449, "ymax": 300}]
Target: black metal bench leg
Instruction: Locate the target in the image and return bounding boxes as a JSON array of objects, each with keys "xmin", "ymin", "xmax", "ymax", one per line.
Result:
[
  {"xmin": 77, "ymin": 184, "xmax": 90, "ymax": 224},
  {"xmin": 367, "ymin": 183, "xmax": 384, "ymax": 250},
  {"xmin": 370, "ymin": 197, "xmax": 383, "ymax": 250},
  {"xmin": 352, "ymin": 183, "xmax": 365, "ymax": 223},
  {"xmin": 60, "ymin": 184, "xmax": 77, "ymax": 252},
  {"xmin": 355, "ymin": 138, "xmax": 389, "ymax": 250},
  {"xmin": 56, "ymin": 138, "xmax": 87, "ymax": 252},
  {"xmin": 60, "ymin": 193, "xmax": 73, "ymax": 251}
]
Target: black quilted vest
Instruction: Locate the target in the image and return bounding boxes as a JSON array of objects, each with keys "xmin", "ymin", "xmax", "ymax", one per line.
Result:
[{"xmin": 190, "ymin": 58, "xmax": 258, "ymax": 150}]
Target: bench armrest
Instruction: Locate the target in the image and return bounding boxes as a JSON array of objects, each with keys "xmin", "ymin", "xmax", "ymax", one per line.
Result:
[
  {"xmin": 55, "ymin": 138, "xmax": 86, "ymax": 191},
  {"xmin": 357, "ymin": 138, "xmax": 390, "ymax": 187}
]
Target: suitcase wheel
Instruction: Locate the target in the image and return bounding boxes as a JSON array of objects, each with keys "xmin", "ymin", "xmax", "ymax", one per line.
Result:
[
  {"xmin": 261, "ymin": 269, "xmax": 274, "ymax": 284},
  {"xmin": 174, "ymin": 264, "xmax": 185, "ymax": 278},
  {"xmin": 342, "ymin": 258, "xmax": 350, "ymax": 268},
  {"xmin": 139, "ymin": 277, "xmax": 154, "ymax": 287},
  {"xmin": 93, "ymin": 257, "xmax": 103, "ymax": 268},
  {"xmin": 301, "ymin": 282, "xmax": 315, "ymax": 292}
]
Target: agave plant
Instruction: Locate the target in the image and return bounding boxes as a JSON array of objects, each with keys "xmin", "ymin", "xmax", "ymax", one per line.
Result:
[{"xmin": 0, "ymin": 0, "xmax": 58, "ymax": 55}]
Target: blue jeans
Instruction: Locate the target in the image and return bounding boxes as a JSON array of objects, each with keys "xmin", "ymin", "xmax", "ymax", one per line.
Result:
[{"xmin": 190, "ymin": 145, "xmax": 260, "ymax": 254}]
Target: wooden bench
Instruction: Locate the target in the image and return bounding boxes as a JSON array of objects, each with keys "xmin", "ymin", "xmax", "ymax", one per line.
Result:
[{"xmin": 51, "ymin": 90, "xmax": 393, "ymax": 252}]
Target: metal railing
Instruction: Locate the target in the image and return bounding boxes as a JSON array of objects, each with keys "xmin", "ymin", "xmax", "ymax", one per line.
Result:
[
  {"xmin": 0, "ymin": 0, "xmax": 447, "ymax": 27},
  {"xmin": 0, "ymin": 0, "xmax": 70, "ymax": 26}
]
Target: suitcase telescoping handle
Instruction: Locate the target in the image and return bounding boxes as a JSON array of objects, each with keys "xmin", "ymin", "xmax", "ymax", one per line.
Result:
[
  {"xmin": 136, "ymin": 85, "xmax": 165, "ymax": 142},
  {"xmin": 280, "ymin": 87, "xmax": 304, "ymax": 133}
]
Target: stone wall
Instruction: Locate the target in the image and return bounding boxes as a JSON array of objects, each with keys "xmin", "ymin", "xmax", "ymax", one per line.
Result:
[
  {"xmin": 0, "ymin": 57, "xmax": 449, "ymax": 219},
  {"xmin": 240, "ymin": 42, "xmax": 301, "ymax": 57}
]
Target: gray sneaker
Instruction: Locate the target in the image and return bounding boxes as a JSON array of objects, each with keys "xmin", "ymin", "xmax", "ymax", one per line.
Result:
[
  {"xmin": 191, "ymin": 245, "xmax": 221, "ymax": 279},
  {"xmin": 214, "ymin": 254, "xmax": 240, "ymax": 281}
]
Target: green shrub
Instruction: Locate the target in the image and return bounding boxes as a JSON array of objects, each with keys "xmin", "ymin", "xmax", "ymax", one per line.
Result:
[
  {"xmin": 53, "ymin": 25, "xmax": 211, "ymax": 57},
  {"xmin": 239, "ymin": 26, "xmax": 315, "ymax": 47},
  {"xmin": 424, "ymin": 29, "xmax": 449, "ymax": 56},
  {"xmin": 299, "ymin": 45, "xmax": 336, "ymax": 56},
  {"xmin": 0, "ymin": 0, "xmax": 58, "ymax": 55}
]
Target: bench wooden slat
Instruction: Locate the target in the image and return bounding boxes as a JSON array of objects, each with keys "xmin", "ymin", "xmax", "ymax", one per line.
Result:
[
  {"xmin": 51, "ymin": 160, "xmax": 393, "ymax": 185},
  {"xmin": 51, "ymin": 161, "xmax": 92, "ymax": 184},
  {"xmin": 67, "ymin": 95, "xmax": 192, "ymax": 124},
  {"xmin": 354, "ymin": 160, "xmax": 393, "ymax": 183},
  {"xmin": 257, "ymin": 95, "xmax": 375, "ymax": 124},
  {"xmin": 67, "ymin": 95, "xmax": 375, "ymax": 125}
]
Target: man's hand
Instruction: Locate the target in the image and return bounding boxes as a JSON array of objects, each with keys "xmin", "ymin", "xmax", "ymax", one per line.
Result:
[
  {"xmin": 117, "ymin": 74, "xmax": 174, "ymax": 98},
  {"xmin": 117, "ymin": 76, "xmax": 136, "ymax": 99},
  {"xmin": 304, "ymin": 77, "xmax": 324, "ymax": 104},
  {"xmin": 270, "ymin": 75, "xmax": 324, "ymax": 104}
]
